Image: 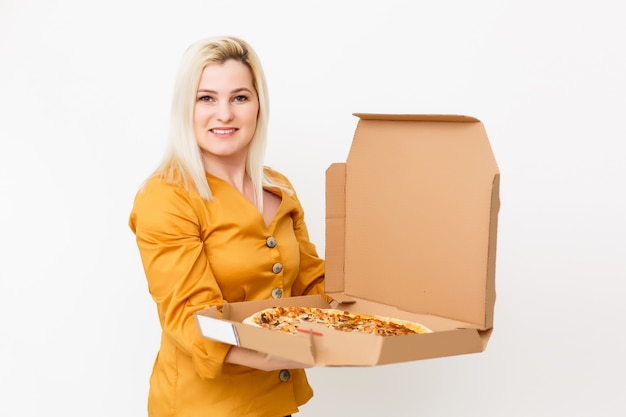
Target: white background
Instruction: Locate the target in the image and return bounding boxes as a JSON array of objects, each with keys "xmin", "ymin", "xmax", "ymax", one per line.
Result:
[{"xmin": 1, "ymin": 0, "xmax": 625, "ymax": 416}]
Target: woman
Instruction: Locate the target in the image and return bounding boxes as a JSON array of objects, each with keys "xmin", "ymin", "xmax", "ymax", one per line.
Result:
[{"xmin": 129, "ymin": 36, "xmax": 327, "ymax": 417}]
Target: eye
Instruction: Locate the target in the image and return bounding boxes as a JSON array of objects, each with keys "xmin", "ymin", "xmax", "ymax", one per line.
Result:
[
  {"xmin": 233, "ymin": 95, "xmax": 248, "ymax": 103},
  {"xmin": 197, "ymin": 95, "xmax": 214, "ymax": 102}
]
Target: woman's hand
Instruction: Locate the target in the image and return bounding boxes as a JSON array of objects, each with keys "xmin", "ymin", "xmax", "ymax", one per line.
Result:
[{"xmin": 225, "ymin": 346, "xmax": 312, "ymax": 371}]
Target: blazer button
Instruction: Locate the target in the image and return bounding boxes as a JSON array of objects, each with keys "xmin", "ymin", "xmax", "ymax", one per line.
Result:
[
  {"xmin": 271, "ymin": 288, "xmax": 283, "ymax": 299},
  {"xmin": 266, "ymin": 236, "xmax": 277, "ymax": 248},
  {"xmin": 279, "ymin": 369, "xmax": 291, "ymax": 382},
  {"xmin": 272, "ymin": 262, "xmax": 283, "ymax": 274}
]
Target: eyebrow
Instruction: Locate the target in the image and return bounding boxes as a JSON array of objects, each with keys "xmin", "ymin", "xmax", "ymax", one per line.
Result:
[{"xmin": 196, "ymin": 87, "xmax": 254, "ymax": 95}]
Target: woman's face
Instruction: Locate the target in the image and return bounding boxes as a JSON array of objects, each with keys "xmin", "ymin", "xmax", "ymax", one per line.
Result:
[{"xmin": 193, "ymin": 59, "xmax": 259, "ymax": 166}]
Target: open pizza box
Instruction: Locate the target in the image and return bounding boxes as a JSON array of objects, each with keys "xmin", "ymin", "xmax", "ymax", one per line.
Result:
[{"xmin": 195, "ymin": 113, "xmax": 500, "ymax": 367}]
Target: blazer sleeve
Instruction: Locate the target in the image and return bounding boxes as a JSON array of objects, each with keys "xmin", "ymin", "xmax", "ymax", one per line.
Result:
[{"xmin": 128, "ymin": 177, "xmax": 230, "ymax": 380}]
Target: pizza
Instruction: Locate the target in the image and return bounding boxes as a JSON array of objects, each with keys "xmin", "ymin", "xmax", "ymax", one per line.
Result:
[{"xmin": 242, "ymin": 306, "xmax": 431, "ymax": 336}]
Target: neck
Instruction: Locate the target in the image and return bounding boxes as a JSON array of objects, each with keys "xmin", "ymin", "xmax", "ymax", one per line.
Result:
[
  {"xmin": 203, "ymin": 152, "xmax": 248, "ymax": 192},
  {"xmin": 208, "ymin": 167, "xmax": 248, "ymax": 193},
  {"xmin": 202, "ymin": 153, "xmax": 258, "ymax": 207}
]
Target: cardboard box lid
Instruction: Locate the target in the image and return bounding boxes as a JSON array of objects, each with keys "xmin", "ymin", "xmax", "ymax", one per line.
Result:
[{"xmin": 325, "ymin": 114, "xmax": 500, "ymax": 329}]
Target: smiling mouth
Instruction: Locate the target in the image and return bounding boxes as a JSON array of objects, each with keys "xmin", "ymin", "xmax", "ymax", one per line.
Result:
[{"xmin": 211, "ymin": 128, "xmax": 237, "ymax": 134}]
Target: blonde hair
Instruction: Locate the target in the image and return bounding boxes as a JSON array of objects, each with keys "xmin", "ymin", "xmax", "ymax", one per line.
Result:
[{"xmin": 149, "ymin": 35, "xmax": 291, "ymax": 211}]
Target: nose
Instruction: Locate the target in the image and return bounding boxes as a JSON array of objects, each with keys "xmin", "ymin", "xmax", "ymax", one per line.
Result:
[{"xmin": 216, "ymin": 101, "xmax": 234, "ymax": 122}]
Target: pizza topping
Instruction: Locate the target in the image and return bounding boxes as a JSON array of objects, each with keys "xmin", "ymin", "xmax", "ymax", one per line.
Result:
[{"xmin": 245, "ymin": 306, "xmax": 431, "ymax": 336}]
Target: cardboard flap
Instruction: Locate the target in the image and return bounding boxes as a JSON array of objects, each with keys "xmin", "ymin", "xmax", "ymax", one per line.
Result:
[
  {"xmin": 478, "ymin": 327, "xmax": 494, "ymax": 351},
  {"xmin": 195, "ymin": 313, "xmax": 240, "ymax": 346},
  {"xmin": 234, "ymin": 323, "xmax": 316, "ymax": 365},
  {"xmin": 300, "ymin": 321, "xmax": 385, "ymax": 366},
  {"xmin": 325, "ymin": 163, "xmax": 346, "ymax": 294},
  {"xmin": 353, "ymin": 113, "xmax": 479, "ymax": 123},
  {"xmin": 326, "ymin": 114, "xmax": 499, "ymax": 328},
  {"xmin": 377, "ymin": 328, "xmax": 485, "ymax": 364}
]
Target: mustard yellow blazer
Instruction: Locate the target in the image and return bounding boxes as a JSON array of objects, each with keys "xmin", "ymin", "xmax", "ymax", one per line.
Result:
[{"xmin": 129, "ymin": 169, "xmax": 326, "ymax": 417}]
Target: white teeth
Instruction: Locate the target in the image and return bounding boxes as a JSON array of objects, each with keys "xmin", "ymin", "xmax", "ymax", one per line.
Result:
[{"xmin": 212, "ymin": 128, "xmax": 235, "ymax": 134}]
